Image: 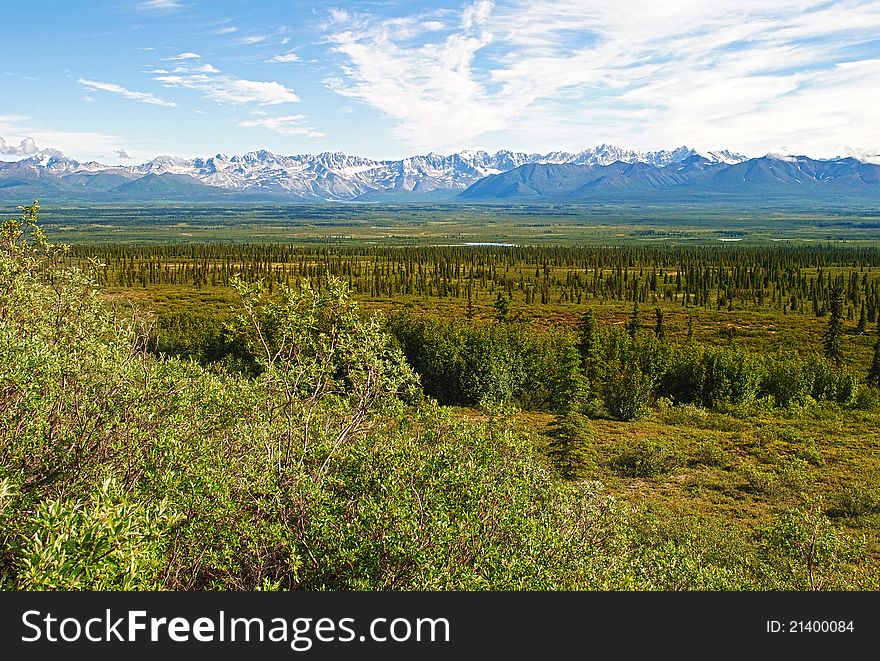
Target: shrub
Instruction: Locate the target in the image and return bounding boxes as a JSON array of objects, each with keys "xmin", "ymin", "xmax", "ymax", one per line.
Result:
[
  {"xmin": 17, "ymin": 479, "xmax": 177, "ymax": 590},
  {"xmin": 611, "ymin": 440, "xmax": 681, "ymax": 478},
  {"xmin": 758, "ymin": 497, "xmax": 868, "ymax": 590},
  {"xmin": 762, "ymin": 356, "xmax": 814, "ymax": 407},
  {"xmin": 659, "ymin": 403, "xmax": 709, "ymax": 427},
  {"xmin": 691, "ymin": 440, "xmax": 731, "ymax": 468},
  {"xmin": 603, "ymin": 364, "xmax": 653, "ymax": 421},
  {"xmin": 700, "ymin": 348, "xmax": 762, "ymax": 407},
  {"xmin": 829, "ymin": 484, "xmax": 880, "ymax": 518},
  {"xmin": 656, "ymin": 348, "xmax": 704, "ymax": 404},
  {"xmin": 793, "ymin": 438, "xmax": 823, "ymax": 466},
  {"xmin": 809, "ymin": 359, "xmax": 859, "ymax": 406},
  {"xmin": 853, "ymin": 386, "xmax": 880, "ymax": 411},
  {"xmin": 737, "ymin": 465, "xmax": 778, "ymax": 496}
]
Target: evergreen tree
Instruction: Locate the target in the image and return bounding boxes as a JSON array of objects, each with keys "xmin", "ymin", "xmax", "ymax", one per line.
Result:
[
  {"xmin": 546, "ymin": 410, "xmax": 594, "ymax": 479},
  {"xmin": 627, "ymin": 300, "xmax": 642, "ymax": 338},
  {"xmin": 686, "ymin": 313, "xmax": 694, "ymax": 342},
  {"xmin": 824, "ymin": 287, "xmax": 844, "ymax": 366},
  {"xmin": 856, "ymin": 303, "xmax": 867, "ymax": 334},
  {"xmin": 466, "ymin": 286, "xmax": 475, "ymax": 320},
  {"xmin": 654, "ymin": 307, "xmax": 666, "ymax": 342},
  {"xmin": 494, "ymin": 291, "xmax": 510, "ymax": 323},
  {"xmin": 551, "ymin": 345, "xmax": 588, "ymax": 413},
  {"xmin": 577, "ymin": 308, "xmax": 599, "ymax": 376},
  {"xmin": 869, "ymin": 321, "xmax": 880, "ymax": 387}
]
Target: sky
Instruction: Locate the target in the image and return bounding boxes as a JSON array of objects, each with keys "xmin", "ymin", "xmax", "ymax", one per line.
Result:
[{"xmin": 2, "ymin": 0, "xmax": 880, "ymax": 164}]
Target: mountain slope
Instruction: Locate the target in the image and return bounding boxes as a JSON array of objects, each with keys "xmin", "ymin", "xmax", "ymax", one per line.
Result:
[
  {"xmin": 458, "ymin": 155, "xmax": 880, "ymax": 201},
  {"xmin": 3, "ymin": 146, "xmax": 877, "ymax": 203}
]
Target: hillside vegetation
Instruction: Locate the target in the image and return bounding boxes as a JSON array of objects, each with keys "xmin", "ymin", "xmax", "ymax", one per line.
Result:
[{"xmin": 2, "ymin": 203, "xmax": 879, "ymax": 590}]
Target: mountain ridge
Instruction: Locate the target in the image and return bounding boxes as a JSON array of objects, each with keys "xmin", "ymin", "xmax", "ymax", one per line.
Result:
[
  {"xmin": 2, "ymin": 145, "xmax": 878, "ymax": 203},
  {"xmin": 459, "ymin": 154, "xmax": 880, "ymax": 201}
]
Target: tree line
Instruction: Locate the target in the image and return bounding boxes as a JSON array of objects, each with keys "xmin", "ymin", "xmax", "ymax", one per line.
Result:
[{"xmin": 70, "ymin": 242, "xmax": 880, "ymax": 320}]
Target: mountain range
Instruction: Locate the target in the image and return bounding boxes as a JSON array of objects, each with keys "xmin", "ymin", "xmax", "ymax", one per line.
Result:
[{"xmin": 2, "ymin": 145, "xmax": 878, "ymax": 203}]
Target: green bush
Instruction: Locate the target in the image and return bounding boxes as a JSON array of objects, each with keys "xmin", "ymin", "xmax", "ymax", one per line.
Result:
[
  {"xmin": 17, "ymin": 479, "xmax": 177, "ymax": 590},
  {"xmin": 829, "ymin": 484, "xmax": 880, "ymax": 518},
  {"xmin": 700, "ymin": 348, "xmax": 762, "ymax": 407},
  {"xmin": 691, "ymin": 441, "xmax": 731, "ymax": 468},
  {"xmin": 762, "ymin": 356, "xmax": 814, "ymax": 407},
  {"xmin": 390, "ymin": 315, "xmax": 577, "ymax": 408},
  {"xmin": 758, "ymin": 498, "xmax": 870, "ymax": 590},
  {"xmin": 737, "ymin": 465, "xmax": 778, "ymax": 496},
  {"xmin": 809, "ymin": 359, "xmax": 858, "ymax": 405},
  {"xmin": 611, "ymin": 440, "xmax": 681, "ymax": 478},
  {"xmin": 603, "ymin": 364, "xmax": 653, "ymax": 421},
  {"xmin": 853, "ymin": 387, "xmax": 880, "ymax": 411},
  {"xmin": 657, "ymin": 348, "xmax": 705, "ymax": 404}
]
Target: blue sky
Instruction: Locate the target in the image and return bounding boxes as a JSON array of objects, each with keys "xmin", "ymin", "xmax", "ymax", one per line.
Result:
[{"xmin": 2, "ymin": 0, "xmax": 880, "ymax": 163}]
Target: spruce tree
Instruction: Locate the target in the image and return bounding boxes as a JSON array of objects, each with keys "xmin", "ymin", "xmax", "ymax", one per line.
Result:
[
  {"xmin": 577, "ymin": 308, "xmax": 599, "ymax": 377},
  {"xmin": 466, "ymin": 285, "xmax": 475, "ymax": 320},
  {"xmin": 654, "ymin": 307, "xmax": 666, "ymax": 342},
  {"xmin": 824, "ymin": 287, "xmax": 844, "ymax": 366},
  {"xmin": 627, "ymin": 299, "xmax": 641, "ymax": 338},
  {"xmin": 857, "ymin": 303, "xmax": 867, "ymax": 334},
  {"xmin": 546, "ymin": 410, "xmax": 594, "ymax": 479},
  {"xmin": 868, "ymin": 321, "xmax": 880, "ymax": 387},
  {"xmin": 494, "ymin": 291, "xmax": 510, "ymax": 322}
]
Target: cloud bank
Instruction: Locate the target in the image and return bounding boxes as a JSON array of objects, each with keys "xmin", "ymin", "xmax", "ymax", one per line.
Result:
[{"xmin": 325, "ymin": 0, "xmax": 880, "ymax": 156}]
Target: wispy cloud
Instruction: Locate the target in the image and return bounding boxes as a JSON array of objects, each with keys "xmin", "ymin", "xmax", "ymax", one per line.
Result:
[
  {"xmin": 267, "ymin": 52, "xmax": 300, "ymax": 63},
  {"xmin": 326, "ymin": 2, "xmax": 500, "ymax": 150},
  {"xmin": 78, "ymin": 78, "xmax": 177, "ymax": 107},
  {"xmin": 141, "ymin": 0, "xmax": 181, "ymax": 10},
  {"xmin": 208, "ymin": 26, "xmax": 237, "ymax": 36},
  {"xmin": 166, "ymin": 52, "xmax": 201, "ymax": 61},
  {"xmin": 237, "ymin": 35, "xmax": 267, "ymax": 45},
  {"xmin": 115, "ymin": 148, "xmax": 134, "ymax": 159},
  {"xmin": 0, "ymin": 136, "xmax": 39, "ymax": 156},
  {"xmin": 325, "ymin": 0, "xmax": 880, "ymax": 155},
  {"xmin": 153, "ymin": 62, "xmax": 299, "ymax": 105},
  {"xmin": 238, "ymin": 113, "xmax": 324, "ymax": 137}
]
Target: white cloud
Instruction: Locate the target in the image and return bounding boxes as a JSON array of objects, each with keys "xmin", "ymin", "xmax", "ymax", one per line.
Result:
[
  {"xmin": 166, "ymin": 52, "xmax": 201, "ymax": 61},
  {"xmin": 325, "ymin": 0, "xmax": 880, "ymax": 155},
  {"xmin": 238, "ymin": 35, "xmax": 267, "ymax": 45},
  {"xmin": 267, "ymin": 52, "xmax": 300, "ymax": 63},
  {"xmin": 208, "ymin": 26, "xmax": 237, "ymax": 36},
  {"xmin": 326, "ymin": 1, "xmax": 502, "ymax": 150},
  {"xmin": 0, "ymin": 136, "xmax": 39, "ymax": 156},
  {"xmin": 0, "ymin": 115, "xmax": 124, "ymax": 160},
  {"xmin": 141, "ymin": 0, "xmax": 181, "ymax": 10},
  {"xmin": 115, "ymin": 148, "xmax": 134, "ymax": 159},
  {"xmin": 78, "ymin": 78, "xmax": 177, "ymax": 107},
  {"xmin": 185, "ymin": 63, "xmax": 220, "ymax": 74},
  {"xmin": 238, "ymin": 113, "xmax": 324, "ymax": 137},
  {"xmin": 153, "ymin": 62, "xmax": 299, "ymax": 105},
  {"xmin": 461, "ymin": 0, "xmax": 492, "ymax": 31}
]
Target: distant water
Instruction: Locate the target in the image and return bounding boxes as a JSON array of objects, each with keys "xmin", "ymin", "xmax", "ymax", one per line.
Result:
[{"xmin": 463, "ymin": 242, "xmax": 517, "ymax": 246}]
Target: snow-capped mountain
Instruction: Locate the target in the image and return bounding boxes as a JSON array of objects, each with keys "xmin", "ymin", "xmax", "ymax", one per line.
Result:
[
  {"xmin": 12, "ymin": 143, "xmax": 876, "ymax": 204},
  {"xmin": 459, "ymin": 153, "xmax": 880, "ymax": 200}
]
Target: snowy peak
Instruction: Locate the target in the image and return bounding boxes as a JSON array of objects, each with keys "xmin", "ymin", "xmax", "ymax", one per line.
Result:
[
  {"xmin": 2, "ymin": 144, "xmax": 874, "ymax": 202},
  {"xmin": 702, "ymin": 149, "xmax": 749, "ymax": 164}
]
